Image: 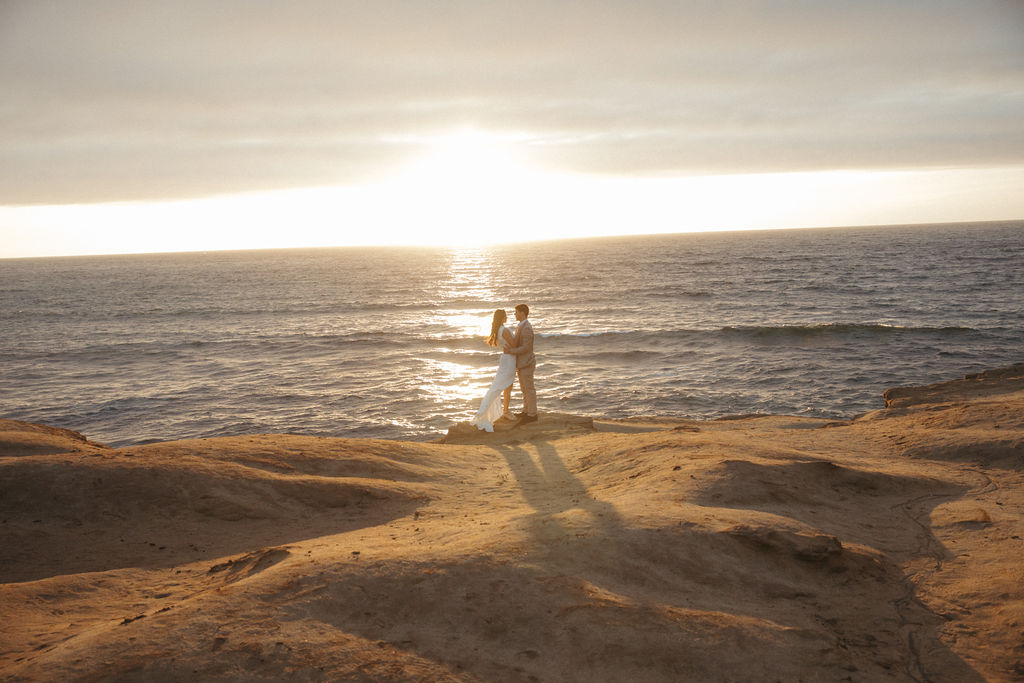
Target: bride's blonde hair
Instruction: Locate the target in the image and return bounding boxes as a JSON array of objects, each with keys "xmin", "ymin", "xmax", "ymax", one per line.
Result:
[{"xmin": 487, "ymin": 309, "xmax": 507, "ymax": 347}]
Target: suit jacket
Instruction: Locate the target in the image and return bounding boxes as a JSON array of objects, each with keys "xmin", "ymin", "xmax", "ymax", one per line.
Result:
[{"xmin": 508, "ymin": 319, "xmax": 536, "ymax": 369}]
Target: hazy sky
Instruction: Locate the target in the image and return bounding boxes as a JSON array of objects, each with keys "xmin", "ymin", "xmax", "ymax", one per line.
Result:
[{"xmin": 1, "ymin": 0, "xmax": 1023, "ymax": 256}]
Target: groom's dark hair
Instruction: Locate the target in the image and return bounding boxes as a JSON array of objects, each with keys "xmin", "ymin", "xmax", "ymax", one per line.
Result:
[{"xmin": 515, "ymin": 304, "xmax": 529, "ymax": 316}]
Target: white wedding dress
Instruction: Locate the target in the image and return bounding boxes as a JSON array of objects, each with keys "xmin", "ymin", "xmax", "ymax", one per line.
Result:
[{"xmin": 472, "ymin": 324, "xmax": 517, "ymax": 432}]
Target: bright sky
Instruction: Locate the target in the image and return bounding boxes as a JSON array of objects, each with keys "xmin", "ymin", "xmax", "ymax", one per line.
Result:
[{"xmin": 1, "ymin": 1, "xmax": 1023, "ymax": 257}]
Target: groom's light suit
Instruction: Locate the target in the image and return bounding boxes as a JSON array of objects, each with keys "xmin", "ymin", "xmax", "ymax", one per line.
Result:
[{"xmin": 508, "ymin": 318, "xmax": 537, "ymax": 416}]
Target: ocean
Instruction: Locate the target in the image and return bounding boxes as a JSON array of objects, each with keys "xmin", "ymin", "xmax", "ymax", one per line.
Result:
[{"xmin": 1, "ymin": 221, "xmax": 1021, "ymax": 447}]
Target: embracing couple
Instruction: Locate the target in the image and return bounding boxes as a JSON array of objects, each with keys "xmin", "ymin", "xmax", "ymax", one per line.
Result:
[{"xmin": 471, "ymin": 303, "xmax": 537, "ymax": 432}]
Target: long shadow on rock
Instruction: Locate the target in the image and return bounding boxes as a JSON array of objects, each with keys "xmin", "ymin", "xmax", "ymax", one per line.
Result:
[
  {"xmin": 275, "ymin": 518, "xmax": 984, "ymax": 683},
  {"xmin": 485, "ymin": 440, "xmax": 983, "ymax": 681}
]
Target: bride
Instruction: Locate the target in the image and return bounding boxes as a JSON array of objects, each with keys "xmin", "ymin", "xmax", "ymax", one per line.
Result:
[{"xmin": 472, "ymin": 309, "xmax": 516, "ymax": 432}]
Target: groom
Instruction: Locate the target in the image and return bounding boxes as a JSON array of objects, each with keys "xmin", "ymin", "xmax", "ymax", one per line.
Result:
[{"xmin": 504, "ymin": 303, "xmax": 537, "ymax": 425}]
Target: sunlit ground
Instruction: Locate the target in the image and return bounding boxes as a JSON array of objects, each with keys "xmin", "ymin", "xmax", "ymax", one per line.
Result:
[{"xmin": 2, "ymin": 128, "xmax": 1023, "ymax": 257}]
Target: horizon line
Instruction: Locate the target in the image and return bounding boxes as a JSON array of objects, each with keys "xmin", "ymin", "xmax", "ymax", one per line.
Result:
[{"xmin": 2, "ymin": 217, "xmax": 1021, "ymax": 261}]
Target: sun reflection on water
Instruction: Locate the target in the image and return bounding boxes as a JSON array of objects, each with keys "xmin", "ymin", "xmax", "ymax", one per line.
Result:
[
  {"xmin": 419, "ymin": 247, "xmax": 513, "ymax": 414},
  {"xmin": 419, "ymin": 358, "xmax": 492, "ymax": 406},
  {"xmin": 441, "ymin": 247, "xmax": 500, "ymax": 300},
  {"xmin": 437, "ymin": 246, "xmax": 508, "ymax": 337}
]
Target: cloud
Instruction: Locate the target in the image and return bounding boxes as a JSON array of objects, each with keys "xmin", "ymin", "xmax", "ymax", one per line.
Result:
[{"xmin": 1, "ymin": 0, "xmax": 1022, "ymax": 204}]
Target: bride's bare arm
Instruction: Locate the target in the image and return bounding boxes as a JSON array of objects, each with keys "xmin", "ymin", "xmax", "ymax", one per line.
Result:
[{"xmin": 501, "ymin": 328, "xmax": 515, "ymax": 346}]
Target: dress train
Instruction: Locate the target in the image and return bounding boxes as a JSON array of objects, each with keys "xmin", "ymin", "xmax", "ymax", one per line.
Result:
[{"xmin": 472, "ymin": 353, "xmax": 516, "ymax": 432}]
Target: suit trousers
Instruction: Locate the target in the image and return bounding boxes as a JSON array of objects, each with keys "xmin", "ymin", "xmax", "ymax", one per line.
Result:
[{"xmin": 517, "ymin": 364, "xmax": 537, "ymax": 416}]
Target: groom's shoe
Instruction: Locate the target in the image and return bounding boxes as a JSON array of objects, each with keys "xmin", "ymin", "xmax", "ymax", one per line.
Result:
[
  {"xmin": 514, "ymin": 412, "xmax": 528, "ymax": 419},
  {"xmin": 515, "ymin": 414, "xmax": 538, "ymax": 427}
]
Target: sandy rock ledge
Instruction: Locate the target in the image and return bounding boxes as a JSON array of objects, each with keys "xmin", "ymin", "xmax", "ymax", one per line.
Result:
[{"xmin": 1, "ymin": 367, "xmax": 1022, "ymax": 681}]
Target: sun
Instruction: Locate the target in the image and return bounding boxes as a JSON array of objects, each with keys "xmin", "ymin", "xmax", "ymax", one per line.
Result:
[{"xmin": 388, "ymin": 129, "xmax": 546, "ymax": 246}]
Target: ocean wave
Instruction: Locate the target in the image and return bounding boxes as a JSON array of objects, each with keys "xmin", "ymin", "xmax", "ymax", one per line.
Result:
[
  {"xmin": 537, "ymin": 329, "xmax": 692, "ymax": 344},
  {"xmin": 796, "ymin": 283, "xmax": 876, "ymax": 293},
  {"xmin": 4, "ymin": 323, "xmax": 988, "ymax": 366},
  {"xmin": 538, "ymin": 324, "xmax": 980, "ymax": 344},
  {"xmin": 633, "ymin": 289, "xmax": 713, "ymax": 299},
  {"xmin": 538, "ymin": 330, "xmax": 632, "ymax": 339},
  {"xmin": 17, "ymin": 299, "xmax": 504, "ymax": 322},
  {"xmin": 718, "ymin": 323, "xmax": 977, "ymax": 338}
]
